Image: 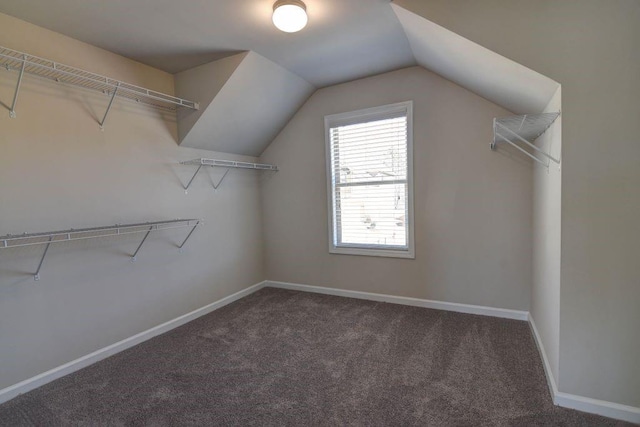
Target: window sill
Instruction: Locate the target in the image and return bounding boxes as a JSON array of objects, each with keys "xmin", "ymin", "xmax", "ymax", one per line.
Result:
[{"xmin": 329, "ymin": 246, "xmax": 415, "ymax": 259}]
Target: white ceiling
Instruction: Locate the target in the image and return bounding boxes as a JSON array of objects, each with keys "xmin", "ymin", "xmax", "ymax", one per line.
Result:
[{"xmin": 0, "ymin": 0, "xmax": 416, "ymax": 87}]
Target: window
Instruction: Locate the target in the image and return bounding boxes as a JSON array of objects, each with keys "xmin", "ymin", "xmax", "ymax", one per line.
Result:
[{"xmin": 325, "ymin": 101, "xmax": 414, "ymax": 258}]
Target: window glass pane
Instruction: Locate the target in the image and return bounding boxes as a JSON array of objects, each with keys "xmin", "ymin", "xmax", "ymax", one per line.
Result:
[
  {"xmin": 331, "ymin": 117, "xmax": 407, "ymax": 185},
  {"xmin": 336, "ymin": 183, "xmax": 408, "ymax": 248}
]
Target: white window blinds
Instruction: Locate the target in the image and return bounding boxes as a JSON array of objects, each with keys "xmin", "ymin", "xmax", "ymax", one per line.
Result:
[{"xmin": 325, "ymin": 102, "xmax": 414, "ymax": 258}]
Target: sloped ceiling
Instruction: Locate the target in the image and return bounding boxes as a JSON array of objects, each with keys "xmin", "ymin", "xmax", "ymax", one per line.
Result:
[
  {"xmin": 0, "ymin": 1, "xmax": 561, "ymax": 156},
  {"xmin": 170, "ymin": 2, "xmax": 559, "ymax": 156},
  {"xmin": 175, "ymin": 52, "xmax": 247, "ymax": 144},
  {"xmin": 391, "ymin": 3, "xmax": 559, "ymax": 115},
  {"xmin": 175, "ymin": 51, "xmax": 314, "ymax": 156},
  {"xmin": 0, "ymin": 0, "xmax": 415, "ymax": 87}
]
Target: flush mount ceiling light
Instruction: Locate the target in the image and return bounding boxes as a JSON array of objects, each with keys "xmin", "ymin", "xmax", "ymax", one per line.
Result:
[{"xmin": 272, "ymin": 0, "xmax": 308, "ymax": 33}]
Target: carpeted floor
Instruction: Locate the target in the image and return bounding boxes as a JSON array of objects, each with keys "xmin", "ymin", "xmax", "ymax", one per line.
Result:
[{"xmin": 0, "ymin": 288, "xmax": 631, "ymax": 426}]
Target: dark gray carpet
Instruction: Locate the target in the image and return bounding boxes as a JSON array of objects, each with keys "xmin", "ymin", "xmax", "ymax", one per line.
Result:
[{"xmin": 0, "ymin": 288, "xmax": 631, "ymax": 426}]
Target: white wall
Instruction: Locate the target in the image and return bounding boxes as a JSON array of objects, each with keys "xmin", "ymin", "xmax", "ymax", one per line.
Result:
[
  {"xmin": 531, "ymin": 87, "xmax": 562, "ymax": 382},
  {"xmin": 260, "ymin": 67, "xmax": 532, "ymax": 311},
  {"xmin": 394, "ymin": 0, "xmax": 640, "ymax": 408},
  {"xmin": 0, "ymin": 13, "xmax": 264, "ymax": 389}
]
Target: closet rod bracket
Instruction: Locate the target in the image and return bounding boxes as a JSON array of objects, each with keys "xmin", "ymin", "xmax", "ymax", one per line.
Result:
[
  {"xmin": 491, "ymin": 112, "xmax": 561, "ymax": 169},
  {"xmin": 131, "ymin": 226, "xmax": 153, "ymax": 262},
  {"xmin": 212, "ymin": 168, "xmax": 231, "ymax": 191},
  {"xmin": 184, "ymin": 164, "xmax": 203, "ymax": 194},
  {"xmin": 495, "ymin": 121, "xmax": 560, "ymax": 164},
  {"xmin": 99, "ymin": 83, "xmax": 120, "ymax": 130},
  {"xmin": 9, "ymin": 54, "xmax": 26, "ymax": 118},
  {"xmin": 34, "ymin": 236, "xmax": 53, "ymax": 281},
  {"xmin": 178, "ymin": 220, "xmax": 200, "ymax": 253}
]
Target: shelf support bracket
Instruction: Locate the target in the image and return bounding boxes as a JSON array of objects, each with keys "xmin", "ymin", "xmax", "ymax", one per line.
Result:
[
  {"xmin": 131, "ymin": 226, "xmax": 153, "ymax": 262},
  {"xmin": 495, "ymin": 132, "xmax": 549, "ymax": 168},
  {"xmin": 99, "ymin": 83, "xmax": 119, "ymax": 130},
  {"xmin": 9, "ymin": 55, "xmax": 27, "ymax": 119},
  {"xmin": 212, "ymin": 168, "xmax": 231, "ymax": 191},
  {"xmin": 34, "ymin": 236, "xmax": 53, "ymax": 281},
  {"xmin": 178, "ymin": 221, "xmax": 199, "ymax": 253},
  {"xmin": 495, "ymin": 122, "xmax": 561, "ymax": 164},
  {"xmin": 184, "ymin": 164, "xmax": 203, "ymax": 194}
]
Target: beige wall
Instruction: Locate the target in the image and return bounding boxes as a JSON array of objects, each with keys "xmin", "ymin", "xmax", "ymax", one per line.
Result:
[
  {"xmin": 260, "ymin": 66, "xmax": 532, "ymax": 311},
  {"xmin": 531, "ymin": 87, "xmax": 562, "ymax": 382},
  {"xmin": 394, "ymin": 0, "xmax": 640, "ymax": 408},
  {"xmin": 0, "ymin": 13, "xmax": 264, "ymax": 389},
  {"xmin": 0, "ymin": 14, "xmax": 172, "ymax": 95}
]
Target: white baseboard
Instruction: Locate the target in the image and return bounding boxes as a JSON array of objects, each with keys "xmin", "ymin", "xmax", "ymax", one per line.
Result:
[
  {"xmin": 0, "ymin": 281, "xmax": 267, "ymax": 405},
  {"xmin": 265, "ymin": 280, "xmax": 529, "ymax": 320},
  {"xmin": 554, "ymin": 392, "xmax": 640, "ymax": 424},
  {"xmin": 529, "ymin": 314, "xmax": 640, "ymax": 424},
  {"xmin": 528, "ymin": 314, "xmax": 559, "ymax": 400}
]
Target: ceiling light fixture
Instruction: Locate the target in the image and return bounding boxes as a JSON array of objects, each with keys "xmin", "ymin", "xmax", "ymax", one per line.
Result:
[{"xmin": 272, "ymin": 0, "xmax": 308, "ymax": 33}]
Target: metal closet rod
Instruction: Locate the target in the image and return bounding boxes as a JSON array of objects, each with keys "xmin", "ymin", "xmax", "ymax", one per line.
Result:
[
  {"xmin": 180, "ymin": 158, "xmax": 278, "ymax": 193},
  {"xmin": 490, "ymin": 112, "xmax": 561, "ymax": 169},
  {"xmin": 0, "ymin": 45, "xmax": 199, "ymax": 127},
  {"xmin": 0, "ymin": 219, "xmax": 201, "ymax": 281}
]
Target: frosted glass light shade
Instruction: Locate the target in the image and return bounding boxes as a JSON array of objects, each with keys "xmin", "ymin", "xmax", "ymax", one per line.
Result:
[{"xmin": 272, "ymin": 0, "xmax": 308, "ymax": 33}]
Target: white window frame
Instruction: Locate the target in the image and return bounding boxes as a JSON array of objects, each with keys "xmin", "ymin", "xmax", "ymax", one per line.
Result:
[{"xmin": 324, "ymin": 101, "xmax": 415, "ymax": 259}]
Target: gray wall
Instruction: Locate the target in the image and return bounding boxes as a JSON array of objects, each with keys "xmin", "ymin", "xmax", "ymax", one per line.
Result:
[
  {"xmin": 260, "ymin": 66, "xmax": 532, "ymax": 311},
  {"xmin": 531, "ymin": 87, "xmax": 562, "ymax": 382},
  {"xmin": 0, "ymin": 13, "xmax": 264, "ymax": 390},
  {"xmin": 394, "ymin": 0, "xmax": 640, "ymax": 408}
]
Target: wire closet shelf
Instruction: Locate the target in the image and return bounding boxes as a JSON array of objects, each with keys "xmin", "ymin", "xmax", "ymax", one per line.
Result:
[
  {"xmin": 180, "ymin": 158, "xmax": 278, "ymax": 193},
  {"xmin": 0, "ymin": 45, "xmax": 199, "ymax": 125},
  {"xmin": 491, "ymin": 112, "xmax": 560, "ymax": 168},
  {"xmin": 0, "ymin": 219, "xmax": 201, "ymax": 280}
]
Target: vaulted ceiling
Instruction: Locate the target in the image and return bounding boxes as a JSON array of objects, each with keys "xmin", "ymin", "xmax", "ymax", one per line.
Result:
[
  {"xmin": 0, "ymin": 0, "xmax": 559, "ymax": 156},
  {"xmin": 0, "ymin": 0, "xmax": 415, "ymax": 87}
]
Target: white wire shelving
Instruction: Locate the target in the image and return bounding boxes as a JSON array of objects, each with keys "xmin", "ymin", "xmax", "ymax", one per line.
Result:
[
  {"xmin": 0, "ymin": 219, "xmax": 201, "ymax": 280},
  {"xmin": 491, "ymin": 112, "xmax": 561, "ymax": 168},
  {"xmin": 180, "ymin": 158, "xmax": 279, "ymax": 193},
  {"xmin": 0, "ymin": 45, "xmax": 199, "ymax": 128}
]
